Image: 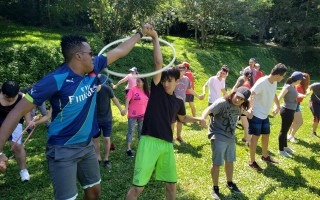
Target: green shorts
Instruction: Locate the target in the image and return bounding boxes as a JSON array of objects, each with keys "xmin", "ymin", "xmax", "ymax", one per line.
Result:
[{"xmin": 132, "ymin": 136, "xmax": 177, "ymax": 186}]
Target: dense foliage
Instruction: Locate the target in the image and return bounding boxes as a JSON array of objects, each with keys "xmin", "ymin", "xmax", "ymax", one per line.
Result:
[{"xmin": 1, "ymin": 0, "xmax": 319, "ymax": 49}]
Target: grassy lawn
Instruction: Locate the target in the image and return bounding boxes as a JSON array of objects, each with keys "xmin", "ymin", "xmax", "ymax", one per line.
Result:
[{"xmin": 0, "ymin": 22, "xmax": 320, "ymax": 199}]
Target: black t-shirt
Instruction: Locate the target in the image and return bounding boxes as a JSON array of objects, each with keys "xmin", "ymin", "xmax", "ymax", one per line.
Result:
[
  {"xmin": 142, "ymin": 80, "xmax": 186, "ymax": 142},
  {"xmin": 96, "ymin": 84, "xmax": 114, "ymax": 123},
  {"xmin": 0, "ymin": 93, "xmax": 23, "ymax": 125}
]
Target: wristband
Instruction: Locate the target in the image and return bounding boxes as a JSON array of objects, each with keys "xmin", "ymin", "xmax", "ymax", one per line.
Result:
[{"xmin": 136, "ymin": 30, "xmax": 143, "ymax": 38}]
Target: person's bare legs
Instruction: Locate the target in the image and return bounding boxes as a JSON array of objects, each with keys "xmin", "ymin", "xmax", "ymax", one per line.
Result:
[
  {"xmin": 126, "ymin": 186, "xmax": 144, "ymax": 200},
  {"xmin": 211, "ymin": 164, "xmax": 220, "ymax": 186},
  {"xmin": 189, "ymin": 102, "xmax": 196, "ymax": 117},
  {"xmin": 249, "ymin": 135, "xmax": 260, "ymax": 163},
  {"xmin": 10, "ymin": 142, "xmax": 27, "ymax": 170},
  {"xmin": 93, "ymin": 137, "xmax": 101, "ymax": 161},
  {"xmin": 312, "ymin": 120, "xmax": 319, "ymax": 133},
  {"xmin": 288, "ymin": 111, "xmax": 303, "ymax": 138},
  {"xmin": 165, "ymin": 183, "xmax": 176, "ymax": 200},
  {"xmin": 241, "ymin": 116, "xmax": 250, "ymax": 144},
  {"xmin": 261, "ymin": 134, "xmax": 270, "ymax": 158},
  {"xmin": 103, "ymin": 137, "xmax": 110, "ymax": 161},
  {"xmin": 83, "ymin": 184, "xmax": 101, "ymax": 200},
  {"xmin": 176, "ymin": 121, "xmax": 183, "ymax": 141},
  {"xmin": 225, "ymin": 162, "xmax": 233, "ymax": 182}
]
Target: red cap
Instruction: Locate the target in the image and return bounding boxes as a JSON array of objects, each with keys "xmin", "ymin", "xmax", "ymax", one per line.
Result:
[{"xmin": 183, "ymin": 62, "xmax": 190, "ymax": 69}]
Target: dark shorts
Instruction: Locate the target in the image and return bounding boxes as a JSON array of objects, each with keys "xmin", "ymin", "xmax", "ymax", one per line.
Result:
[
  {"xmin": 310, "ymin": 100, "xmax": 320, "ymax": 122},
  {"xmin": 185, "ymin": 94, "xmax": 194, "ymax": 103},
  {"xmin": 46, "ymin": 141, "xmax": 101, "ymax": 200},
  {"xmin": 93, "ymin": 120, "xmax": 112, "ymax": 138},
  {"xmin": 248, "ymin": 115, "xmax": 270, "ymax": 136}
]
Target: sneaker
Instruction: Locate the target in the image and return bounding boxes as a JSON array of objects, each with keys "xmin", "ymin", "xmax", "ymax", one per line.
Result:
[
  {"xmin": 103, "ymin": 160, "xmax": 112, "ymax": 169},
  {"xmin": 126, "ymin": 150, "xmax": 134, "ymax": 157},
  {"xmin": 278, "ymin": 150, "xmax": 292, "ymax": 158},
  {"xmin": 211, "ymin": 187, "xmax": 220, "ymax": 200},
  {"xmin": 226, "ymin": 182, "xmax": 242, "ymax": 194},
  {"xmin": 312, "ymin": 132, "xmax": 319, "ymax": 138},
  {"xmin": 288, "ymin": 137, "xmax": 298, "ymax": 143},
  {"xmin": 249, "ymin": 161, "xmax": 263, "ymax": 172},
  {"xmin": 20, "ymin": 169, "xmax": 30, "ymax": 182},
  {"xmin": 261, "ymin": 156, "xmax": 279, "ymax": 164},
  {"xmin": 176, "ymin": 137, "xmax": 185, "ymax": 144},
  {"xmin": 284, "ymin": 147, "xmax": 295, "ymax": 154}
]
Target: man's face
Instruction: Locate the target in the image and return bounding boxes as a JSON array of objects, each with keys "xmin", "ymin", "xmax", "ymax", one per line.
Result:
[
  {"xmin": 1, "ymin": 93, "xmax": 17, "ymax": 103},
  {"xmin": 276, "ymin": 72, "xmax": 287, "ymax": 82},
  {"xmin": 78, "ymin": 42, "xmax": 94, "ymax": 73},
  {"xmin": 219, "ymin": 70, "xmax": 228, "ymax": 79},
  {"xmin": 161, "ymin": 77, "xmax": 177, "ymax": 95},
  {"xmin": 249, "ymin": 60, "xmax": 255, "ymax": 67}
]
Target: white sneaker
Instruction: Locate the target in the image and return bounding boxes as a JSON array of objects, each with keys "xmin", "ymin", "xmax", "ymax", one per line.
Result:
[
  {"xmin": 278, "ymin": 150, "xmax": 292, "ymax": 158},
  {"xmin": 20, "ymin": 169, "xmax": 30, "ymax": 182},
  {"xmin": 284, "ymin": 147, "xmax": 295, "ymax": 154}
]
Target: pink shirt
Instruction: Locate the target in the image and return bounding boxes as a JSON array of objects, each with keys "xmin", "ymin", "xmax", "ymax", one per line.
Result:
[
  {"xmin": 126, "ymin": 86, "xmax": 149, "ymax": 118},
  {"xmin": 124, "ymin": 74, "xmax": 137, "ymax": 89}
]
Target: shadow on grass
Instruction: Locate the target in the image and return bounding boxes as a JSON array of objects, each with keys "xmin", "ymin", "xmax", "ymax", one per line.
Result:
[
  {"xmin": 297, "ymin": 138, "xmax": 320, "ymax": 154},
  {"xmin": 174, "ymin": 142, "xmax": 206, "ymax": 158},
  {"xmin": 262, "ymin": 164, "xmax": 320, "ymax": 197}
]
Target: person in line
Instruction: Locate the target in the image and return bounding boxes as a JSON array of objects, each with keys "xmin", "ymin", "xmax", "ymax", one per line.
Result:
[
  {"xmin": 277, "ymin": 71, "xmax": 306, "ymax": 157},
  {"xmin": 202, "ymin": 65, "xmax": 229, "ymax": 106},
  {"xmin": 184, "ymin": 62, "xmax": 196, "ymax": 117},
  {"xmin": 173, "ymin": 64, "xmax": 204, "ymax": 144},
  {"xmin": 0, "ymin": 23, "xmax": 154, "ymax": 200},
  {"xmin": 288, "ymin": 73, "xmax": 310, "ymax": 143},
  {"xmin": 126, "ymin": 28, "xmax": 206, "ymax": 200},
  {"xmin": 244, "ymin": 58, "xmax": 257, "ymax": 83},
  {"xmin": 93, "ymin": 74, "xmax": 124, "ymax": 169},
  {"xmin": 231, "ymin": 68, "xmax": 253, "ymax": 144},
  {"xmin": 122, "ymin": 77, "xmax": 149, "ymax": 157},
  {"xmin": 248, "ymin": 63, "xmax": 287, "ymax": 172},
  {"xmin": 254, "ymin": 63, "xmax": 264, "ymax": 81},
  {"xmin": 202, "ymin": 87, "xmax": 251, "ymax": 199},
  {"xmin": 308, "ymin": 82, "xmax": 320, "ymax": 137},
  {"xmin": 0, "ymin": 80, "xmax": 34, "ymax": 182},
  {"xmin": 113, "ymin": 67, "xmax": 139, "ymax": 93}
]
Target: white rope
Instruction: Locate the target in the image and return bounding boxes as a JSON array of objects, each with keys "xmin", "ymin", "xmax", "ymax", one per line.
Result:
[{"xmin": 98, "ymin": 37, "xmax": 176, "ymax": 78}]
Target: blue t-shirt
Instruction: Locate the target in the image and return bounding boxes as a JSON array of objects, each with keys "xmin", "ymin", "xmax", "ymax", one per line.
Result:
[{"xmin": 25, "ymin": 55, "xmax": 107, "ymax": 145}]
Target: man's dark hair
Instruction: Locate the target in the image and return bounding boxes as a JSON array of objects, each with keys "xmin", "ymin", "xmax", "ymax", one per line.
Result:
[
  {"xmin": 1, "ymin": 80, "xmax": 20, "ymax": 98},
  {"xmin": 221, "ymin": 65, "xmax": 229, "ymax": 73},
  {"xmin": 161, "ymin": 68, "xmax": 180, "ymax": 82},
  {"xmin": 270, "ymin": 63, "xmax": 287, "ymax": 76},
  {"xmin": 61, "ymin": 35, "xmax": 87, "ymax": 63}
]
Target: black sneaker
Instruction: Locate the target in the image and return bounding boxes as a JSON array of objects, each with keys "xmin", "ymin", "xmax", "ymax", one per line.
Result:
[
  {"xmin": 226, "ymin": 182, "xmax": 241, "ymax": 194},
  {"xmin": 127, "ymin": 150, "xmax": 134, "ymax": 157},
  {"xmin": 249, "ymin": 161, "xmax": 263, "ymax": 172},
  {"xmin": 211, "ymin": 186, "xmax": 220, "ymax": 200},
  {"xmin": 103, "ymin": 160, "xmax": 112, "ymax": 169}
]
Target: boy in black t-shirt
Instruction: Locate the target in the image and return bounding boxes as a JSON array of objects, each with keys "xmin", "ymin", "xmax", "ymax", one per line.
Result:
[{"xmin": 126, "ymin": 29, "xmax": 206, "ymax": 200}]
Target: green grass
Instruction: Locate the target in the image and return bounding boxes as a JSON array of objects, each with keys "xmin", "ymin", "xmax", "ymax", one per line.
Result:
[{"xmin": 1, "ymin": 22, "xmax": 320, "ymax": 199}]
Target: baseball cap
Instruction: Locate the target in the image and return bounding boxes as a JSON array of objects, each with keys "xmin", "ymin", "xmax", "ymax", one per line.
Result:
[
  {"xmin": 182, "ymin": 62, "xmax": 190, "ymax": 69},
  {"xmin": 236, "ymin": 87, "xmax": 251, "ymax": 102},
  {"xmin": 290, "ymin": 71, "xmax": 305, "ymax": 82},
  {"xmin": 128, "ymin": 67, "xmax": 138, "ymax": 72}
]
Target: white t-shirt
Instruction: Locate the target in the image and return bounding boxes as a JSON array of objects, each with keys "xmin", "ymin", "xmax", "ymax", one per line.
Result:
[
  {"xmin": 251, "ymin": 76, "xmax": 277, "ymax": 119},
  {"xmin": 205, "ymin": 76, "xmax": 225, "ymax": 104}
]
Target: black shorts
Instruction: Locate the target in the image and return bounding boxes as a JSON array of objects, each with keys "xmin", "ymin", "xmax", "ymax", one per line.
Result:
[{"xmin": 185, "ymin": 94, "xmax": 194, "ymax": 102}]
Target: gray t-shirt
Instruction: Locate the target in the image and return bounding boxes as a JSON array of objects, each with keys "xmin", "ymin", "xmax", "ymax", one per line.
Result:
[
  {"xmin": 282, "ymin": 84, "xmax": 298, "ymax": 110},
  {"xmin": 174, "ymin": 76, "xmax": 191, "ymax": 102},
  {"xmin": 208, "ymin": 97, "xmax": 241, "ymax": 143}
]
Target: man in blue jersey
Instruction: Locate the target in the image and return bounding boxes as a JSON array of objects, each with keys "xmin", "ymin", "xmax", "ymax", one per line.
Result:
[{"xmin": 0, "ymin": 24, "xmax": 153, "ymax": 199}]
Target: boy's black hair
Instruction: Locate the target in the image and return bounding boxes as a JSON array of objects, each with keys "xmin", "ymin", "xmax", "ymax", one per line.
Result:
[
  {"xmin": 61, "ymin": 35, "xmax": 87, "ymax": 63},
  {"xmin": 1, "ymin": 80, "xmax": 20, "ymax": 98},
  {"xmin": 161, "ymin": 68, "xmax": 180, "ymax": 82},
  {"xmin": 270, "ymin": 63, "xmax": 287, "ymax": 76}
]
